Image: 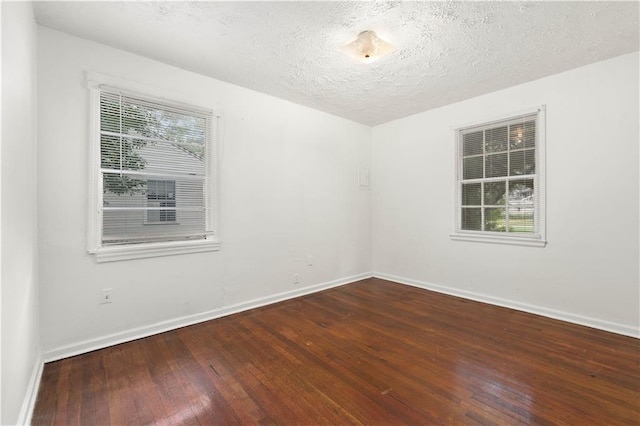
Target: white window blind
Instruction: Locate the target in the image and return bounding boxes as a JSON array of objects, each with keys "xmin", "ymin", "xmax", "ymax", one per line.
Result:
[
  {"xmin": 98, "ymin": 89, "xmax": 213, "ymax": 246},
  {"xmin": 453, "ymin": 107, "xmax": 546, "ymax": 247}
]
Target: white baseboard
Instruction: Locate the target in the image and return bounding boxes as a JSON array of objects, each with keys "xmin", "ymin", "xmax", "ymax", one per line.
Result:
[
  {"xmin": 374, "ymin": 272, "xmax": 640, "ymax": 339},
  {"xmin": 17, "ymin": 354, "xmax": 43, "ymax": 426},
  {"xmin": 43, "ymin": 272, "xmax": 373, "ymax": 362}
]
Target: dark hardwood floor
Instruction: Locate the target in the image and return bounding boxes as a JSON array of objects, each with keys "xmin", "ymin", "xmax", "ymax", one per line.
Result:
[{"xmin": 33, "ymin": 278, "xmax": 639, "ymax": 425}]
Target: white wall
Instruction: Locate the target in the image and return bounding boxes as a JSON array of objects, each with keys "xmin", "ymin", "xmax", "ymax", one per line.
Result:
[
  {"xmin": 37, "ymin": 27, "xmax": 372, "ymax": 356},
  {"xmin": 1, "ymin": 2, "xmax": 41, "ymax": 424},
  {"xmin": 373, "ymin": 52, "xmax": 639, "ymax": 336}
]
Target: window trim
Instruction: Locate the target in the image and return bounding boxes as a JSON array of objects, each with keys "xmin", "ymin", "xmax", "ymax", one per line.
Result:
[
  {"xmin": 450, "ymin": 105, "xmax": 547, "ymax": 247},
  {"xmin": 86, "ymin": 72, "xmax": 221, "ymax": 262}
]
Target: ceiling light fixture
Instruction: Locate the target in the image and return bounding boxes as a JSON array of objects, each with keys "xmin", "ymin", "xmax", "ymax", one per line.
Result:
[{"xmin": 341, "ymin": 30, "xmax": 394, "ymax": 64}]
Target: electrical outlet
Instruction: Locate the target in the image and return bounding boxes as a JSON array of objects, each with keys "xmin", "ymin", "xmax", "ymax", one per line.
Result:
[
  {"xmin": 307, "ymin": 255, "xmax": 313, "ymax": 266},
  {"xmin": 293, "ymin": 273, "xmax": 300, "ymax": 285},
  {"xmin": 101, "ymin": 288, "xmax": 113, "ymax": 304}
]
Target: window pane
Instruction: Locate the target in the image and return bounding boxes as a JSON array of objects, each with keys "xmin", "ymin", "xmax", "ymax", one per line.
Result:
[
  {"xmin": 523, "ymin": 121, "xmax": 536, "ymax": 148},
  {"xmin": 147, "ymin": 180, "xmax": 176, "ymax": 223},
  {"xmin": 509, "ymin": 210, "xmax": 535, "ymax": 233},
  {"xmin": 100, "ymin": 93, "xmax": 207, "ymax": 177},
  {"xmin": 508, "ymin": 179, "xmax": 534, "ymax": 233},
  {"xmin": 510, "ymin": 120, "xmax": 536, "ymax": 149},
  {"xmin": 102, "ymin": 172, "xmax": 205, "ymax": 244},
  {"xmin": 461, "ymin": 208, "xmax": 481, "ymax": 230},
  {"xmin": 100, "ymin": 94, "xmax": 121, "ymax": 133},
  {"xmin": 462, "ymin": 183, "xmax": 481, "ymax": 206},
  {"xmin": 121, "ymin": 102, "xmax": 155, "ymax": 137},
  {"xmin": 101, "ymin": 93, "xmax": 208, "ymax": 147},
  {"xmin": 463, "ymin": 157, "xmax": 483, "ymax": 180},
  {"xmin": 100, "ymin": 137, "xmax": 205, "ymax": 176},
  {"xmin": 486, "ymin": 153, "xmax": 507, "ymax": 178},
  {"xmin": 509, "ymin": 179, "xmax": 534, "ymax": 203},
  {"xmin": 510, "ymin": 149, "xmax": 535, "ymax": 176},
  {"xmin": 463, "ymin": 131, "xmax": 483, "ymax": 156},
  {"xmin": 100, "ymin": 135, "xmax": 148, "ymax": 172},
  {"xmin": 100, "ymin": 135, "xmax": 119, "ymax": 169},
  {"xmin": 103, "ymin": 172, "xmax": 147, "ymax": 197},
  {"xmin": 102, "ymin": 209, "xmax": 206, "ymax": 245},
  {"xmin": 147, "ymin": 180, "xmax": 176, "ymax": 200},
  {"xmin": 129, "ymin": 103, "xmax": 207, "ymax": 147},
  {"xmin": 484, "ymin": 181, "xmax": 506, "ymax": 205},
  {"xmin": 484, "ymin": 207, "xmax": 506, "ymax": 232},
  {"xmin": 485, "ymin": 126, "xmax": 508, "ymax": 153}
]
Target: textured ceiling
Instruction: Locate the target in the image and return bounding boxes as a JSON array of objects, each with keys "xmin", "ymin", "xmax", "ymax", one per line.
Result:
[{"xmin": 33, "ymin": 1, "xmax": 639, "ymax": 126}]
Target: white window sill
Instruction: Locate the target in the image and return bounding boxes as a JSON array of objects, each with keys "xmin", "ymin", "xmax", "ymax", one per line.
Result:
[
  {"xmin": 91, "ymin": 238, "xmax": 221, "ymax": 263},
  {"xmin": 450, "ymin": 232, "xmax": 547, "ymax": 248}
]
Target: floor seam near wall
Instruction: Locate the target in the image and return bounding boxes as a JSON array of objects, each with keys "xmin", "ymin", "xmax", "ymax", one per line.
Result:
[
  {"xmin": 41, "ymin": 272, "xmax": 374, "ymax": 363},
  {"xmin": 372, "ymin": 271, "xmax": 639, "ymax": 338}
]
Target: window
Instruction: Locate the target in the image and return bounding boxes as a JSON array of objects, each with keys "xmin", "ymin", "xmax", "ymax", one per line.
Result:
[
  {"xmin": 87, "ymin": 75, "xmax": 220, "ymax": 262},
  {"xmin": 451, "ymin": 106, "xmax": 546, "ymax": 247},
  {"xmin": 146, "ymin": 180, "xmax": 176, "ymax": 223}
]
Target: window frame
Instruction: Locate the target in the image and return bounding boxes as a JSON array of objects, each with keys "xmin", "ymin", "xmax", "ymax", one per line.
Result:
[
  {"xmin": 86, "ymin": 72, "xmax": 221, "ymax": 262},
  {"xmin": 450, "ymin": 105, "xmax": 547, "ymax": 247}
]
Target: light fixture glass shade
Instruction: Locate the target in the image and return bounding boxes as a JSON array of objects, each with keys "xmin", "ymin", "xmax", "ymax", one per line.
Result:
[{"xmin": 341, "ymin": 31, "xmax": 394, "ymax": 64}]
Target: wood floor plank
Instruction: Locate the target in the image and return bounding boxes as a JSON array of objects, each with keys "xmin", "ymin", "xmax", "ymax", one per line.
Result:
[
  {"xmin": 33, "ymin": 278, "xmax": 640, "ymax": 425},
  {"xmin": 216, "ymin": 320, "xmax": 359, "ymax": 424}
]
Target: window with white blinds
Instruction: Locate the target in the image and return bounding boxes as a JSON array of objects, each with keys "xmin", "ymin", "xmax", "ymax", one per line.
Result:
[
  {"xmin": 88, "ymin": 79, "xmax": 220, "ymax": 261},
  {"xmin": 452, "ymin": 107, "xmax": 546, "ymax": 247}
]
